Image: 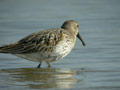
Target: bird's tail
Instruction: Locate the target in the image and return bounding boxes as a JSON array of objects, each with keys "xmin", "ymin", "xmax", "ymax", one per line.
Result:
[
  {"xmin": 0, "ymin": 43, "xmax": 20, "ymax": 53},
  {"xmin": 0, "ymin": 45, "xmax": 10, "ymax": 53},
  {"xmin": 0, "ymin": 43, "xmax": 25, "ymax": 54}
]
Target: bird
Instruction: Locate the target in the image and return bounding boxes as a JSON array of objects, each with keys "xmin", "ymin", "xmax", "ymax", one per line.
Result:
[{"xmin": 0, "ymin": 20, "xmax": 86, "ymax": 68}]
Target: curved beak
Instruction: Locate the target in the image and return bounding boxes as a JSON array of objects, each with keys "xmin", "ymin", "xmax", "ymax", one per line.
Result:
[{"xmin": 77, "ymin": 33, "xmax": 86, "ymax": 46}]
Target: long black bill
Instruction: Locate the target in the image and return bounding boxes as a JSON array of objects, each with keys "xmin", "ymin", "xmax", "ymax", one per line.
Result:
[{"xmin": 77, "ymin": 33, "xmax": 86, "ymax": 46}]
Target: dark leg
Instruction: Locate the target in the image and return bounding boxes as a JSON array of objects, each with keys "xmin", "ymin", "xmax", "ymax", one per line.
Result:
[
  {"xmin": 46, "ymin": 62, "xmax": 51, "ymax": 68},
  {"xmin": 37, "ymin": 62, "xmax": 42, "ymax": 68}
]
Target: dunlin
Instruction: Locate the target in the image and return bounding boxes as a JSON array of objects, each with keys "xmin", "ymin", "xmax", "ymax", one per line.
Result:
[{"xmin": 0, "ymin": 20, "xmax": 86, "ymax": 68}]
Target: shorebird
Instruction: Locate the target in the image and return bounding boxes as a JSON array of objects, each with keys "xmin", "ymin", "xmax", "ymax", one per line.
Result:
[{"xmin": 0, "ymin": 20, "xmax": 86, "ymax": 68}]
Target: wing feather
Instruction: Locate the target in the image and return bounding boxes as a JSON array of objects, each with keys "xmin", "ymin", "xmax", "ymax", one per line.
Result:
[{"xmin": 0, "ymin": 28, "xmax": 65, "ymax": 54}]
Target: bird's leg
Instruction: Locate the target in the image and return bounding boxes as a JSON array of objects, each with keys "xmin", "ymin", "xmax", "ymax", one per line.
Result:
[
  {"xmin": 37, "ymin": 61, "xmax": 42, "ymax": 68},
  {"xmin": 46, "ymin": 62, "xmax": 51, "ymax": 68}
]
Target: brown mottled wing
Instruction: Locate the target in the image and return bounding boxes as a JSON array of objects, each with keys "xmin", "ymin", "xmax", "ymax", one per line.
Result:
[{"xmin": 0, "ymin": 29, "xmax": 64, "ymax": 54}]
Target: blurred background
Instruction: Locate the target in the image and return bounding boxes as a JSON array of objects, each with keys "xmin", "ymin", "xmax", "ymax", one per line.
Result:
[{"xmin": 0, "ymin": 0, "xmax": 120, "ymax": 90}]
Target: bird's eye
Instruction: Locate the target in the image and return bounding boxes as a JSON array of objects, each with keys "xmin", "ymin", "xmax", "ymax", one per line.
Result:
[{"xmin": 77, "ymin": 25, "xmax": 79, "ymax": 27}]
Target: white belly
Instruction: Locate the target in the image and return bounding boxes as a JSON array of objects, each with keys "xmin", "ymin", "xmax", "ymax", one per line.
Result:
[
  {"xmin": 54, "ymin": 39, "xmax": 75, "ymax": 59},
  {"xmin": 15, "ymin": 39, "xmax": 75, "ymax": 62}
]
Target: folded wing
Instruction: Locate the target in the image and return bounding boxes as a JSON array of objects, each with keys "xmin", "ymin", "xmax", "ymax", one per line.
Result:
[{"xmin": 0, "ymin": 29, "xmax": 64, "ymax": 54}]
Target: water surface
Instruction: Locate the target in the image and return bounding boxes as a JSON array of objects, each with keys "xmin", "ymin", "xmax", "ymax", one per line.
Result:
[{"xmin": 0, "ymin": 0, "xmax": 120, "ymax": 90}]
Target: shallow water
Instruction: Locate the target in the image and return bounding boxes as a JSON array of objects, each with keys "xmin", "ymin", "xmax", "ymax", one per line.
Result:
[{"xmin": 0, "ymin": 0, "xmax": 120, "ymax": 90}]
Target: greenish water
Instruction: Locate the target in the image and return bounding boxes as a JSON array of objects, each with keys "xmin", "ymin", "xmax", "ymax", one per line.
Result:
[{"xmin": 0, "ymin": 0, "xmax": 120, "ymax": 90}]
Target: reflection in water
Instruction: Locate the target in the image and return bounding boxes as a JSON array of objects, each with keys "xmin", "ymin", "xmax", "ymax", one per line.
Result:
[{"xmin": 0, "ymin": 68, "xmax": 79, "ymax": 89}]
